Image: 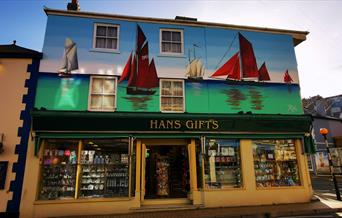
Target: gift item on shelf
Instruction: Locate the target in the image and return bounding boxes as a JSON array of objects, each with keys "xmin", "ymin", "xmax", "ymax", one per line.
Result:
[
  {"xmin": 39, "ymin": 164, "xmax": 77, "ymax": 200},
  {"xmin": 156, "ymin": 156, "xmax": 169, "ymax": 196},
  {"xmin": 253, "ymin": 139, "xmax": 300, "ymax": 188},
  {"xmin": 204, "ymin": 139, "xmax": 241, "ymax": 189}
]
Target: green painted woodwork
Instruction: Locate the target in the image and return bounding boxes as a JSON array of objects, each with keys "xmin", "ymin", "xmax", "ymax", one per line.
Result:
[
  {"xmin": 31, "ymin": 110, "xmax": 312, "ymax": 133},
  {"xmin": 34, "ymin": 74, "xmax": 89, "ymax": 111}
]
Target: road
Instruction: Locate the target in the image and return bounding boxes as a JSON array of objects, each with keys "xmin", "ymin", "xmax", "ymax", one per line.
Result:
[{"xmin": 311, "ymin": 174, "xmax": 342, "ymax": 195}]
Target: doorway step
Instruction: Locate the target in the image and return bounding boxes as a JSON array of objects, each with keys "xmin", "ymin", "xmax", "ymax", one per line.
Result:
[{"xmin": 131, "ymin": 199, "xmax": 202, "ymax": 212}]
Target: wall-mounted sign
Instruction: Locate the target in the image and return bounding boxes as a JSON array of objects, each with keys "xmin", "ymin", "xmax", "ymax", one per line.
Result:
[
  {"xmin": 0, "ymin": 161, "xmax": 8, "ymax": 190},
  {"xmin": 149, "ymin": 119, "xmax": 219, "ymax": 130}
]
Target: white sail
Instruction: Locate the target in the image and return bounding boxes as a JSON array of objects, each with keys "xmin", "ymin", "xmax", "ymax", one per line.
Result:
[
  {"xmin": 59, "ymin": 38, "xmax": 79, "ymax": 74},
  {"xmin": 186, "ymin": 58, "xmax": 205, "ymax": 78}
]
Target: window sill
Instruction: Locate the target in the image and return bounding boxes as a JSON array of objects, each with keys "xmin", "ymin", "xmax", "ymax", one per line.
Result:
[
  {"xmin": 90, "ymin": 48, "xmax": 120, "ymax": 54},
  {"xmin": 88, "ymin": 108, "xmax": 116, "ymax": 112},
  {"xmin": 160, "ymin": 110, "xmax": 185, "ymax": 113},
  {"xmin": 34, "ymin": 197, "xmax": 132, "ymax": 205},
  {"xmin": 158, "ymin": 53, "xmax": 186, "ymax": 58}
]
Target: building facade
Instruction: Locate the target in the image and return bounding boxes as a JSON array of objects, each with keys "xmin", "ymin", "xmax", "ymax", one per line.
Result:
[
  {"xmin": 0, "ymin": 42, "xmax": 42, "ymax": 217},
  {"xmin": 20, "ymin": 8, "xmax": 313, "ymax": 217}
]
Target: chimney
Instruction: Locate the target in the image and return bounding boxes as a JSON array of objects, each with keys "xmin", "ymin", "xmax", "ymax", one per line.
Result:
[
  {"xmin": 175, "ymin": 16, "xmax": 197, "ymax": 22},
  {"xmin": 67, "ymin": 0, "xmax": 80, "ymax": 11}
]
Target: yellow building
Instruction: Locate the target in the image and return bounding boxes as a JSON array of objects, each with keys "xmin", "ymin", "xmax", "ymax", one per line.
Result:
[
  {"xmin": 0, "ymin": 41, "xmax": 42, "ymax": 217},
  {"xmin": 18, "ymin": 6, "xmax": 314, "ymax": 218}
]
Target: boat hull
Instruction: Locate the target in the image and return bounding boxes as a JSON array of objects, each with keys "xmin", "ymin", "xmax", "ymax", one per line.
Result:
[
  {"xmin": 224, "ymin": 79, "xmax": 291, "ymax": 86},
  {"xmin": 126, "ymin": 87, "xmax": 156, "ymax": 95}
]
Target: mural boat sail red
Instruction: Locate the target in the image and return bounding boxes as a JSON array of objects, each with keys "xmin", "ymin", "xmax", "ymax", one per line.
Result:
[
  {"xmin": 119, "ymin": 25, "xmax": 158, "ymax": 95},
  {"xmin": 283, "ymin": 69, "xmax": 293, "ymax": 83},
  {"xmin": 210, "ymin": 33, "xmax": 291, "ymax": 85}
]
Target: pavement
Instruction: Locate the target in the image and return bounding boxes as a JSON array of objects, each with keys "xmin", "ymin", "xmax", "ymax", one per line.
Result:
[{"xmin": 61, "ymin": 174, "xmax": 342, "ymax": 218}]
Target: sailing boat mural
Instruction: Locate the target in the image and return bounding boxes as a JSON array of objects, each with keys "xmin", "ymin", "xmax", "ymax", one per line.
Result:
[
  {"xmin": 186, "ymin": 44, "xmax": 205, "ymax": 79},
  {"xmin": 58, "ymin": 38, "xmax": 79, "ymax": 77},
  {"xmin": 283, "ymin": 69, "xmax": 293, "ymax": 83},
  {"xmin": 119, "ymin": 25, "xmax": 159, "ymax": 95},
  {"xmin": 210, "ymin": 33, "xmax": 283, "ymax": 84}
]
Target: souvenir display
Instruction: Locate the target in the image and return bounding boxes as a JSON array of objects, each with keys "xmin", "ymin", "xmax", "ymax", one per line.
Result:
[
  {"xmin": 39, "ymin": 146, "xmax": 77, "ymax": 200},
  {"xmin": 204, "ymin": 139, "xmax": 241, "ymax": 189},
  {"xmin": 80, "ymin": 149, "xmax": 129, "ymax": 198},
  {"xmin": 253, "ymin": 139, "xmax": 300, "ymax": 188},
  {"xmin": 156, "ymin": 156, "xmax": 169, "ymax": 196},
  {"xmin": 39, "ymin": 139, "xmax": 130, "ymax": 200}
]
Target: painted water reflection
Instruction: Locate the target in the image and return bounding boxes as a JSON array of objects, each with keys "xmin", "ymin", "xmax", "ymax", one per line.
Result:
[
  {"xmin": 222, "ymin": 86, "xmax": 264, "ymax": 111},
  {"xmin": 223, "ymin": 88, "xmax": 246, "ymax": 110},
  {"xmin": 123, "ymin": 96, "xmax": 152, "ymax": 111},
  {"xmin": 248, "ymin": 87, "xmax": 263, "ymax": 110}
]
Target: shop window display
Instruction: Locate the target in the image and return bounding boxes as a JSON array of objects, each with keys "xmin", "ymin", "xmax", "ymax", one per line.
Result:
[
  {"xmin": 80, "ymin": 139, "xmax": 129, "ymax": 198},
  {"xmin": 253, "ymin": 139, "xmax": 300, "ymax": 188},
  {"xmin": 204, "ymin": 139, "xmax": 241, "ymax": 189},
  {"xmin": 39, "ymin": 139, "xmax": 79, "ymax": 200},
  {"xmin": 39, "ymin": 138, "xmax": 130, "ymax": 200}
]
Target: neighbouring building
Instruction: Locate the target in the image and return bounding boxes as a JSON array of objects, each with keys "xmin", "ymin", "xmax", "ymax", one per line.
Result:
[
  {"xmin": 303, "ymin": 96, "xmax": 342, "ymax": 174},
  {"xmin": 19, "ymin": 5, "xmax": 314, "ymax": 217},
  {"xmin": 0, "ymin": 42, "xmax": 42, "ymax": 217}
]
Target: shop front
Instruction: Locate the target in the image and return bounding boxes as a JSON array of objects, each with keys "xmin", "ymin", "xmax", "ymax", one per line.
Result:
[{"xmin": 19, "ymin": 111, "xmax": 314, "ymax": 217}]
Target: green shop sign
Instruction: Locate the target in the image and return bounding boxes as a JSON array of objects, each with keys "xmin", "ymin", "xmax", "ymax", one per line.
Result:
[{"xmin": 31, "ymin": 111, "xmax": 312, "ymax": 133}]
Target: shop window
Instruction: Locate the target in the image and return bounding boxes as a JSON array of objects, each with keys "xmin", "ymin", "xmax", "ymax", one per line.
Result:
[
  {"xmin": 253, "ymin": 139, "xmax": 301, "ymax": 188},
  {"xmin": 160, "ymin": 29, "xmax": 183, "ymax": 55},
  {"xmin": 39, "ymin": 139, "xmax": 79, "ymax": 200},
  {"xmin": 38, "ymin": 138, "xmax": 130, "ymax": 200},
  {"xmin": 89, "ymin": 76, "xmax": 117, "ymax": 111},
  {"xmin": 160, "ymin": 79, "xmax": 184, "ymax": 112},
  {"xmin": 204, "ymin": 139, "xmax": 242, "ymax": 189},
  {"xmin": 93, "ymin": 23, "xmax": 119, "ymax": 51}
]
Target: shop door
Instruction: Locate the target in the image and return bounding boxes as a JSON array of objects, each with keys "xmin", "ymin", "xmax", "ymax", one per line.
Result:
[{"xmin": 143, "ymin": 145, "xmax": 190, "ymax": 200}]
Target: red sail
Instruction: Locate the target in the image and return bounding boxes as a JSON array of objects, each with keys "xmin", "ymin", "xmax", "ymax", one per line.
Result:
[
  {"xmin": 128, "ymin": 54, "xmax": 137, "ymax": 87},
  {"xmin": 145, "ymin": 59, "xmax": 159, "ymax": 88},
  {"xmin": 118, "ymin": 52, "xmax": 132, "ymax": 83},
  {"xmin": 211, "ymin": 52, "xmax": 240, "ymax": 80},
  {"xmin": 137, "ymin": 25, "xmax": 146, "ymax": 50},
  {"xmin": 239, "ymin": 33, "xmax": 259, "ymax": 79},
  {"xmin": 284, "ymin": 70, "xmax": 293, "ymax": 83},
  {"xmin": 258, "ymin": 62, "xmax": 271, "ymax": 81},
  {"xmin": 136, "ymin": 42, "xmax": 150, "ymax": 88}
]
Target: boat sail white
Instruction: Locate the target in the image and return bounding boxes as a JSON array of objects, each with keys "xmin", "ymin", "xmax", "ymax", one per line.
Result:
[{"xmin": 58, "ymin": 38, "xmax": 79, "ymax": 76}]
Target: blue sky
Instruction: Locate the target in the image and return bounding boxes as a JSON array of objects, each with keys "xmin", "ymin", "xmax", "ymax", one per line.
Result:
[{"xmin": 1, "ymin": 0, "xmax": 341, "ymax": 98}]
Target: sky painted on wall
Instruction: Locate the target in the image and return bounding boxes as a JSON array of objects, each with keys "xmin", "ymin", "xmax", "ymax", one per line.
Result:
[
  {"xmin": 39, "ymin": 14, "xmax": 299, "ymax": 83},
  {"xmin": 0, "ymin": 0, "xmax": 341, "ymax": 98}
]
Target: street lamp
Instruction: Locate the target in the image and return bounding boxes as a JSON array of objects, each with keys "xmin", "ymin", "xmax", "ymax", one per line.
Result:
[{"xmin": 320, "ymin": 128, "xmax": 341, "ymax": 201}]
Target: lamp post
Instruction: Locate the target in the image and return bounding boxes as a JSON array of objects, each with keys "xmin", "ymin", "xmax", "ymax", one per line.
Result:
[{"xmin": 320, "ymin": 128, "xmax": 341, "ymax": 201}]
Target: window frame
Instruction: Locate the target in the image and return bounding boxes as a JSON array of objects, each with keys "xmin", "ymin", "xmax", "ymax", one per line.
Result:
[
  {"xmin": 159, "ymin": 28, "xmax": 184, "ymax": 56},
  {"xmin": 92, "ymin": 23, "xmax": 120, "ymax": 52},
  {"xmin": 88, "ymin": 76, "xmax": 117, "ymax": 112},
  {"xmin": 159, "ymin": 79, "xmax": 185, "ymax": 113}
]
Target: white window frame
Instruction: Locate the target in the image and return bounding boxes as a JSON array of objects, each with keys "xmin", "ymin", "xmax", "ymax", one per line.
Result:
[
  {"xmin": 160, "ymin": 79, "xmax": 185, "ymax": 113},
  {"xmin": 159, "ymin": 28, "xmax": 184, "ymax": 56},
  {"xmin": 92, "ymin": 23, "xmax": 120, "ymax": 52},
  {"xmin": 88, "ymin": 76, "xmax": 117, "ymax": 112}
]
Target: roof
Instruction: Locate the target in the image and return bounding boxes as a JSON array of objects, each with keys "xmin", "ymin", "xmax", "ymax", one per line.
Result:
[
  {"xmin": 44, "ymin": 8, "xmax": 309, "ymax": 46},
  {"xmin": 0, "ymin": 42, "xmax": 42, "ymax": 59}
]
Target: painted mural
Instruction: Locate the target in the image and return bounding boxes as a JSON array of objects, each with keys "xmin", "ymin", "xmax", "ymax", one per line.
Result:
[{"xmin": 36, "ymin": 14, "xmax": 304, "ymax": 114}]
